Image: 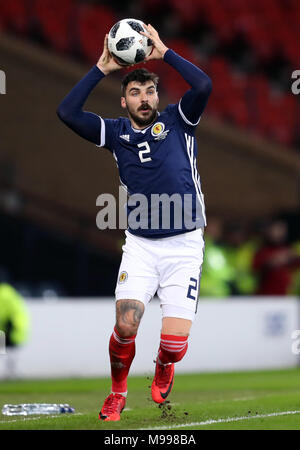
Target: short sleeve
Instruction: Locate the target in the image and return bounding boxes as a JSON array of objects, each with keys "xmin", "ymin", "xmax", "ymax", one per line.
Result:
[
  {"xmin": 96, "ymin": 117, "xmax": 119, "ymax": 151},
  {"xmin": 162, "ymin": 103, "xmax": 199, "ymax": 132},
  {"xmin": 178, "ymin": 98, "xmax": 201, "ymax": 127}
]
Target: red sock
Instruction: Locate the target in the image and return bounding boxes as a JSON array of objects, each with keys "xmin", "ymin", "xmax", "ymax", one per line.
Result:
[
  {"xmin": 109, "ymin": 326, "xmax": 136, "ymax": 394},
  {"xmin": 158, "ymin": 334, "xmax": 188, "ymax": 365}
]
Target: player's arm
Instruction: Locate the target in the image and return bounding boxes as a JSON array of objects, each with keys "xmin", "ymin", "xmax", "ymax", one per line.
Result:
[
  {"xmin": 57, "ymin": 35, "xmax": 122, "ymax": 145},
  {"xmin": 142, "ymin": 24, "xmax": 212, "ymax": 125}
]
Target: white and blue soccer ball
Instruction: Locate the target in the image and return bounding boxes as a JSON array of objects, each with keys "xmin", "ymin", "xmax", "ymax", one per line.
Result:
[{"xmin": 108, "ymin": 19, "xmax": 153, "ymax": 66}]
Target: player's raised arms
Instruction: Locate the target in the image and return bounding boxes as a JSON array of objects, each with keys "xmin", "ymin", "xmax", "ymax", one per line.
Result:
[
  {"xmin": 57, "ymin": 50, "xmax": 212, "ymax": 143},
  {"xmin": 57, "ymin": 30, "xmax": 212, "ymax": 144}
]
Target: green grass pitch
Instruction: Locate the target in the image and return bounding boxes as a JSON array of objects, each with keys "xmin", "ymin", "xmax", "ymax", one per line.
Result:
[{"xmin": 0, "ymin": 368, "xmax": 300, "ymax": 430}]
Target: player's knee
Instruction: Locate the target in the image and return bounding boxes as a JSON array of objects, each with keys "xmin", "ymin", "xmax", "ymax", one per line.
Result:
[
  {"xmin": 115, "ymin": 299, "xmax": 144, "ymax": 337},
  {"xmin": 115, "ymin": 321, "xmax": 138, "ymax": 338}
]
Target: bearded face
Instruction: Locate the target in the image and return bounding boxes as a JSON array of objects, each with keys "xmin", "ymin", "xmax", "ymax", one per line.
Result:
[{"xmin": 121, "ymin": 80, "xmax": 159, "ymax": 128}]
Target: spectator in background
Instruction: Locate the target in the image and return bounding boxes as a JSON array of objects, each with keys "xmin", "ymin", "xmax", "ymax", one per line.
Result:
[
  {"xmin": 223, "ymin": 222, "xmax": 258, "ymax": 295},
  {"xmin": 200, "ymin": 216, "xmax": 235, "ymax": 298},
  {"xmin": 253, "ymin": 218, "xmax": 300, "ymax": 295},
  {"xmin": 0, "ymin": 270, "xmax": 30, "ymax": 378}
]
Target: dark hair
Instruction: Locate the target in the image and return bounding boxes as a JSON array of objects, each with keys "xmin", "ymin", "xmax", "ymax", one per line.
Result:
[{"xmin": 121, "ymin": 68, "xmax": 159, "ymax": 96}]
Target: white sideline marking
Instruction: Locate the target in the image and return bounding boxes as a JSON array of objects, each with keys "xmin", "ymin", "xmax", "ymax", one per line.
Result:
[
  {"xmin": 0, "ymin": 413, "xmax": 82, "ymax": 424},
  {"xmin": 139, "ymin": 410, "xmax": 300, "ymax": 430}
]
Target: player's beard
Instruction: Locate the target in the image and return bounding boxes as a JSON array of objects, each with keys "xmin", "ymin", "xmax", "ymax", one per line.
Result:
[{"xmin": 126, "ymin": 104, "xmax": 158, "ymax": 128}]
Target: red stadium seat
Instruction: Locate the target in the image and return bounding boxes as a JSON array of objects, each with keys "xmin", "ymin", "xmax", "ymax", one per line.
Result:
[
  {"xmin": 270, "ymin": 94, "xmax": 297, "ymax": 146},
  {"xmin": 235, "ymin": 14, "xmax": 275, "ymax": 61},
  {"xmin": 141, "ymin": 0, "xmax": 167, "ymax": 12},
  {"xmin": 202, "ymin": 1, "xmax": 233, "ymax": 42},
  {"xmin": 229, "ymin": 73, "xmax": 250, "ymax": 128},
  {"xmin": 251, "ymin": 76, "xmax": 297, "ymax": 146},
  {"xmin": 0, "ymin": 0, "xmax": 6, "ymax": 31},
  {"xmin": 171, "ymin": 0, "xmax": 201, "ymax": 28},
  {"xmin": 206, "ymin": 55, "xmax": 253, "ymax": 129},
  {"xmin": 251, "ymin": 76, "xmax": 273, "ymax": 134},
  {"xmin": 161, "ymin": 40, "xmax": 200, "ymax": 99},
  {"xmin": 33, "ymin": 0, "xmax": 74, "ymax": 53},
  {"xmin": 0, "ymin": 0, "xmax": 30, "ymax": 34},
  {"xmin": 206, "ymin": 57, "xmax": 234, "ymax": 122},
  {"xmin": 166, "ymin": 39, "xmax": 200, "ymax": 65},
  {"xmin": 77, "ymin": 4, "xmax": 117, "ymax": 64}
]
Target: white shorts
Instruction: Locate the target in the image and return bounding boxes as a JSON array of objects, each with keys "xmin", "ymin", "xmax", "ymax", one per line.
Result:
[{"xmin": 115, "ymin": 228, "xmax": 205, "ymax": 321}]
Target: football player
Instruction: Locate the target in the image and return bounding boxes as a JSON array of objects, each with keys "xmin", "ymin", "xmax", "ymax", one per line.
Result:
[{"xmin": 57, "ymin": 24, "xmax": 212, "ymax": 421}]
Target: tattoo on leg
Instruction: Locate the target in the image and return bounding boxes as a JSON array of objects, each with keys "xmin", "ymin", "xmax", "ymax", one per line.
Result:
[{"xmin": 117, "ymin": 300, "xmax": 144, "ymax": 328}]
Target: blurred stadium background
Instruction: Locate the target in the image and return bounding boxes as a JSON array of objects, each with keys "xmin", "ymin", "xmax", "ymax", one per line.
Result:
[{"xmin": 0, "ymin": 0, "xmax": 300, "ymax": 404}]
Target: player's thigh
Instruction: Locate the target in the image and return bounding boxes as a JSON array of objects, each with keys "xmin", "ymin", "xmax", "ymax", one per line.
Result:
[
  {"xmin": 158, "ymin": 275, "xmax": 201, "ymax": 324},
  {"xmin": 115, "ymin": 231, "xmax": 159, "ymax": 310},
  {"xmin": 157, "ymin": 228, "xmax": 205, "ymax": 323}
]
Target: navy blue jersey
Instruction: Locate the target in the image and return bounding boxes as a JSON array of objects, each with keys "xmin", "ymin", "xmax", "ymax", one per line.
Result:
[
  {"xmin": 57, "ymin": 49, "xmax": 212, "ymax": 238},
  {"xmin": 97, "ymin": 102, "xmax": 206, "ymax": 237}
]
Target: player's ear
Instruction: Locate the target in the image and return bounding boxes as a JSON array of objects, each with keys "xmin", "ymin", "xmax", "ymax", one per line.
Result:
[{"xmin": 121, "ymin": 97, "xmax": 126, "ymax": 109}]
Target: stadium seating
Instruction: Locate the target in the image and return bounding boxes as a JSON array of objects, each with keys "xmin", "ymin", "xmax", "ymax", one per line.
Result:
[
  {"xmin": 76, "ymin": 4, "xmax": 116, "ymax": 63},
  {"xmin": 250, "ymin": 75, "xmax": 297, "ymax": 145},
  {"xmin": 0, "ymin": 0, "xmax": 298, "ymax": 149},
  {"xmin": 162, "ymin": 39, "xmax": 200, "ymax": 98},
  {"xmin": 32, "ymin": 0, "xmax": 74, "ymax": 53},
  {"xmin": 142, "ymin": 0, "xmax": 299, "ymax": 148},
  {"xmin": 0, "ymin": 0, "xmax": 30, "ymax": 34}
]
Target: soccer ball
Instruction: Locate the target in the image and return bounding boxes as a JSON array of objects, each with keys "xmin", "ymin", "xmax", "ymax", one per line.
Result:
[{"xmin": 108, "ymin": 19, "xmax": 153, "ymax": 66}]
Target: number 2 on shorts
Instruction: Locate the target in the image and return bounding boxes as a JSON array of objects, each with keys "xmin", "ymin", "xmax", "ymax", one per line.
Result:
[{"xmin": 187, "ymin": 277, "xmax": 198, "ymax": 300}]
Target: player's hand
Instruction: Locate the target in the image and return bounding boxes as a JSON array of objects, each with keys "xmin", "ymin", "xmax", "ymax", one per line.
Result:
[
  {"xmin": 97, "ymin": 34, "xmax": 123, "ymax": 74},
  {"xmin": 141, "ymin": 24, "xmax": 169, "ymax": 61}
]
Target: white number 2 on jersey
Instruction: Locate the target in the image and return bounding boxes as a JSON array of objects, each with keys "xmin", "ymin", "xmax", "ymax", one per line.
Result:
[{"xmin": 138, "ymin": 141, "xmax": 152, "ymax": 163}]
